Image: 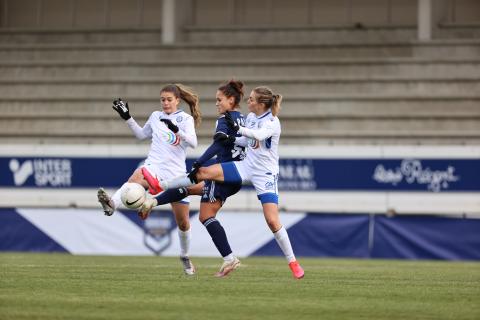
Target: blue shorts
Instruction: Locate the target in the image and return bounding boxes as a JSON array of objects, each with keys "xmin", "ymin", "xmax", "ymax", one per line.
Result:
[{"xmin": 201, "ymin": 180, "xmax": 242, "ymax": 204}]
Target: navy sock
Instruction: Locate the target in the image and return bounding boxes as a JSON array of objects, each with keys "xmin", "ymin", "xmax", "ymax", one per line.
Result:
[
  {"xmin": 203, "ymin": 218, "xmax": 232, "ymax": 257},
  {"xmin": 155, "ymin": 187, "xmax": 188, "ymax": 205}
]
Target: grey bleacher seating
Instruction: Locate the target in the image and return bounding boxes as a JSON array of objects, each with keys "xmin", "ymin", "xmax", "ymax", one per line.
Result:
[{"xmin": 0, "ymin": 28, "xmax": 479, "ymax": 145}]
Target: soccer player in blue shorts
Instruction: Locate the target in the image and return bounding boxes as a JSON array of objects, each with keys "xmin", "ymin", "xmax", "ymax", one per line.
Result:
[
  {"xmin": 152, "ymin": 86, "xmax": 305, "ymax": 279},
  {"xmin": 140, "ymin": 80, "xmax": 247, "ymax": 277}
]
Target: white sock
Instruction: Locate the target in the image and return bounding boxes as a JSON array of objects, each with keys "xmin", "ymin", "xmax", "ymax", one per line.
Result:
[
  {"xmin": 223, "ymin": 253, "xmax": 235, "ymax": 262},
  {"xmin": 164, "ymin": 175, "xmax": 195, "ymax": 190},
  {"xmin": 178, "ymin": 228, "xmax": 191, "ymax": 257},
  {"xmin": 111, "ymin": 182, "xmax": 129, "ymax": 209},
  {"xmin": 274, "ymin": 226, "xmax": 296, "ymax": 263}
]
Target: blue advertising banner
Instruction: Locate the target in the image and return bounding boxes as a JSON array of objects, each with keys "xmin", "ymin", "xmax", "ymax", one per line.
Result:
[
  {"xmin": 2, "ymin": 208, "xmax": 479, "ymax": 260},
  {"xmin": 1, "ymin": 156, "xmax": 479, "ymax": 192}
]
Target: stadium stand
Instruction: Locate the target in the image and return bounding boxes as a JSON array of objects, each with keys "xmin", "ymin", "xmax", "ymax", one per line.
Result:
[
  {"xmin": 0, "ymin": 0, "xmax": 479, "ymax": 146},
  {"xmin": 0, "ymin": 0, "xmax": 479, "ymax": 262}
]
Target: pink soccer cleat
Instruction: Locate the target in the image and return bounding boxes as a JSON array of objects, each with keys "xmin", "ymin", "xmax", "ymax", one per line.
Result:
[
  {"xmin": 141, "ymin": 167, "xmax": 163, "ymax": 195},
  {"xmin": 288, "ymin": 260, "xmax": 305, "ymax": 279}
]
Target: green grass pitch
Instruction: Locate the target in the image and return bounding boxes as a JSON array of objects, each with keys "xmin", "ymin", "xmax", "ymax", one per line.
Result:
[{"xmin": 1, "ymin": 253, "xmax": 479, "ymax": 320}]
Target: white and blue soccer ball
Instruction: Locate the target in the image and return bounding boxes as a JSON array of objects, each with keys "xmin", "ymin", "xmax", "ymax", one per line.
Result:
[{"xmin": 121, "ymin": 183, "xmax": 146, "ymax": 209}]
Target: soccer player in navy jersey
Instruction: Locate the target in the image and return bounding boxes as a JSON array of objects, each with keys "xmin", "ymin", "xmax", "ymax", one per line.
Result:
[{"xmin": 141, "ymin": 80, "xmax": 246, "ymax": 277}]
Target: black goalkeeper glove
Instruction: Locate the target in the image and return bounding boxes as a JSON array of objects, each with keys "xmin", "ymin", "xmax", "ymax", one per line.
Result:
[
  {"xmin": 187, "ymin": 161, "xmax": 201, "ymax": 183},
  {"xmin": 112, "ymin": 98, "xmax": 131, "ymax": 120},
  {"xmin": 160, "ymin": 118, "xmax": 179, "ymax": 133},
  {"xmin": 224, "ymin": 111, "xmax": 240, "ymax": 132}
]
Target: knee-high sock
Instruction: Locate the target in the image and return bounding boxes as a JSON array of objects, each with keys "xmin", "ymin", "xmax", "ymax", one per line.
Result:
[
  {"xmin": 203, "ymin": 218, "xmax": 232, "ymax": 258},
  {"xmin": 155, "ymin": 188, "xmax": 188, "ymax": 205},
  {"xmin": 163, "ymin": 175, "xmax": 195, "ymax": 190},
  {"xmin": 111, "ymin": 182, "xmax": 129, "ymax": 209},
  {"xmin": 178, "ymin": 228, "xmax": 191, "ymax": 257},
  {"xmin": 274, "ymin": 226, "xmax": 296, "ymax": 263}
]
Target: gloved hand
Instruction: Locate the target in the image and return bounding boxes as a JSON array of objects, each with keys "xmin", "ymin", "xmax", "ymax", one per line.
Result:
[
  {"xmin": 224, "ymin": 111, "xmax": 240, "ymax": 132},
  {"xmin": 112, "ymin": 98, "xmax": 131, "ymax": 120},
  {"xmin": 160, "ymin": 118, "xmax": 179, "ymax": 133},
  {"xmin": 214, "ymin": 132, "xmax": 236, "ymax": 145},
  {"xmin": 187, "ymin": 161, "xmax": 201, "ymax": 183}
]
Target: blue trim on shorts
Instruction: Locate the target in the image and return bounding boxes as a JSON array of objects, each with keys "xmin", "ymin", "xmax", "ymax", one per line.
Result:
[
  {"xmin": 178, "ymin": 200, "xmax": 189, "ymax": 205},
  {"xmin": 221, "ymin": 162, "xmax": 242, "ymax": 184},
  {"xmin": 258, "ymin": 193, "xmax": 278, "ymax": 204}
]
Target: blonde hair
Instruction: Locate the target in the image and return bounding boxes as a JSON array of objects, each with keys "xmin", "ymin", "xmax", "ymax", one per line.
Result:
[
  {"xmin": 161, "ymin": 83, "xmax": 202, "ymax": 127},
  {"xmin": 253, "ymin": 86, "xmax": 282, "ymax": 116}
]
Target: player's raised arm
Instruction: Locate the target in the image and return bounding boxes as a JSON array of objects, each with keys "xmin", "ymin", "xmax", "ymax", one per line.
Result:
[{"xmin": 112, "ymin": 98, "xmax": 152, "ymax": 140}]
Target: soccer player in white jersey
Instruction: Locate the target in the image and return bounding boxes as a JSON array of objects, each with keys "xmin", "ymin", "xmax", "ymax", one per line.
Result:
[
  {"xmin": 97, "ymin": 83, "xmax": 201, "ymax": 276},
  {"xmin": 157, "ymin": 86, "xmax": 305, "ymax": 279}
]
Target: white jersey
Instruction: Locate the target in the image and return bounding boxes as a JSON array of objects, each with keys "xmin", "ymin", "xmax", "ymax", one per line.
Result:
[
  {"xmin": 238, "ymin": 111, "xmax": 280, "ymax": 174},
  {"xmin": 126, "ymin": 109, "xmax": 197, "ymax": 177}
]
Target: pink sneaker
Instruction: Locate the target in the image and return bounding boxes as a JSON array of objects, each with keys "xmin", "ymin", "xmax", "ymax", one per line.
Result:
[
  {"xmin": 288, "ymin": 260, "xmax": 304, "ymax": 279},
  {"xmin": 141, "ymin": 167, "xmax": 163, "ymax": 195}
]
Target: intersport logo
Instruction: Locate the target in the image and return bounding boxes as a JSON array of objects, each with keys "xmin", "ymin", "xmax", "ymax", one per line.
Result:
[{"xmin": 9, "ymin": 158, "xmax": 72, "ymax": 187}]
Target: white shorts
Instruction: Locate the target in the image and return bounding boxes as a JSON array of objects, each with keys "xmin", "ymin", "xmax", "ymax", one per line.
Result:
[
  {"xmin": 143, "ymin": 161, "xmax": 190, "ymax": 204},
  {"xmin": 232, "ymin": 161, "xmax": 279, "ymax": 197}
]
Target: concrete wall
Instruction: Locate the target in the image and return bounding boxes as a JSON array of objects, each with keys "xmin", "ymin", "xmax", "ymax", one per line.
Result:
[{"xmin": 1, "ymin": 0, "xmax": 479, "ymax": 30}]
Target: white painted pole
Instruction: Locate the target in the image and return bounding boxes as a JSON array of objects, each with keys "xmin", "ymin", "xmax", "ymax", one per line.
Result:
[
  {"xmin": 162, "ymin": 0, "xmax": 175, "ymax": 44},
  {"xmin": 418, "ymin": 0, "xmax": 432, "ymax": 41}
]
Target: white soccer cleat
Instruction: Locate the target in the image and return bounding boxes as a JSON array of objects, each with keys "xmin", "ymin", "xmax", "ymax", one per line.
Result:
[
  {"xmin": 97, "ymin": 188, "xmax": 115, "ymax": 216},
  {"xmin": 137, "ymin": 197, "xmax": 156, "ymax": 220},
  {"xmin": 180, "ymin": 256, "xmax": 196, "ymax": 275},
  {"xmin": 215, "ymin": 256, "xmax": 240, "ymax": 277}
]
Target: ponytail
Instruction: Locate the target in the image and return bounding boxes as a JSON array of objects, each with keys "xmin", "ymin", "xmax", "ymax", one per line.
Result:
[
  {"xmin": 254, "ymin": 86, "xmax": 282, "ymax": 116},
  {"xmin": 161, "ymin": 83, "xmax": 202, "ymax": 128}
]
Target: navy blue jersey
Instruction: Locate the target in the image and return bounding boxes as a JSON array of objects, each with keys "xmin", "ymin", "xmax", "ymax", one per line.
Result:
[
  {"xmin": 214, "ymin": 111, "xmax": 246, "ymax": 163},
  {"xmin": 196, "ymin": 111, "xmax": 246, "ymax": 166}
]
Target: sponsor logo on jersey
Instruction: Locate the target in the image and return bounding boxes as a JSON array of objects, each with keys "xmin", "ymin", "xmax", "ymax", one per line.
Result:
[{"xmin": 163, "ymin": 131, "xmax": 180, "ymax": 146}]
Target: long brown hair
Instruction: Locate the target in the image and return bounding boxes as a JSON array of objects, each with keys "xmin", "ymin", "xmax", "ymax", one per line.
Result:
[
  {"xmin": 253, "ymin": 86, "xmax": 282, "ymax": 116},
  {"xmin": 161, "ymin": 83, "xmax": 202, "ymax": 127}
]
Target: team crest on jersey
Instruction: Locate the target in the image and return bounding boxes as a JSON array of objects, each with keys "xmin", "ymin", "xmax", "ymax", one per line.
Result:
[
  {"xmin": 265, "ymin": 181, "xmax": 274, "ymax": 190},
  {"xmin": 176, "ymin": 116, "xmax": 183, "ymax": 123},
  {"xmin": 163, "ymin": 131, "xmax": 180, "ymax": 146}
]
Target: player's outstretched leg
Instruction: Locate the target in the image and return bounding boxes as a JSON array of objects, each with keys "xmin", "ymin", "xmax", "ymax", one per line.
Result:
[{"xmin": 97, "ymin": 188, "xmax": 115, "ymax": 216}]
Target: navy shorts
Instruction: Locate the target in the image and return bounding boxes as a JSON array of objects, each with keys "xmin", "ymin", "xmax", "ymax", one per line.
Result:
[{"xmin": 201, "ymin": 180, "xmax": 242, "ymax": 204}]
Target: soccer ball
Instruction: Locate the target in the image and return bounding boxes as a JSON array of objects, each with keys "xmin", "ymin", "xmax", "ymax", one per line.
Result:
[{"xmin": 121, "ymin": 183, "xmax": 146, "ymax": 209}]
